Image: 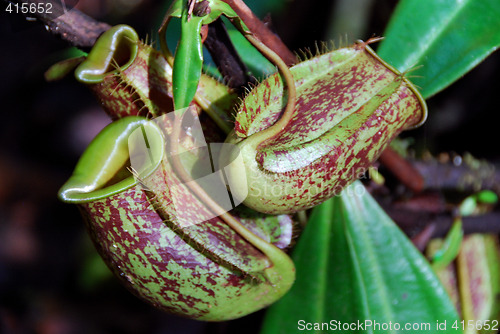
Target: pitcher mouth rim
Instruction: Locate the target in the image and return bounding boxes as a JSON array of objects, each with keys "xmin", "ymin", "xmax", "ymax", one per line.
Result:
[{"xmin": 58, "ymin": 116, "xmax": 165, "ymax": 204}]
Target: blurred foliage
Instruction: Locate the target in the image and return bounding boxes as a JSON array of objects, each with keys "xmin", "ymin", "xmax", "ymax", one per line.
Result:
[{"xmin": 262, "ymin": 182, "xmax": 459, "ymax": 334}]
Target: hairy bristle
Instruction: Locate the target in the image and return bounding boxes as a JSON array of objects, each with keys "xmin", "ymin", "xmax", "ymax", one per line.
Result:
[{"xmin": 294, "ymin": 39, "xmax": 346, "ymax": 62}]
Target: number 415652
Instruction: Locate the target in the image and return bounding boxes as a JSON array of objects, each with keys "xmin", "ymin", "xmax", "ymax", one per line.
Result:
[
  {"xmin": 5, "ymin": 2, "xmax": 53, "ymax": 14},
  {"xmin": 452, "ymin": 320, "xmax": 499, "ymax": 331}
]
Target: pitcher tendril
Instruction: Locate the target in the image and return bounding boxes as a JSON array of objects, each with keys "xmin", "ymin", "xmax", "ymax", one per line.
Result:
[
  {"xmin": 244, "ymin": 34, "xmax": 297, "ymax": 138},
  {"xmin": 168, "ymin": 109, "xmax": 295, "ymax": 284}
]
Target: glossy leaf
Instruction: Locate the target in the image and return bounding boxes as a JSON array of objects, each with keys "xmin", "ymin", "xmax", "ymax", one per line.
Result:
[
  {"xmin": 261, "ymin": 181, "xmax": 459, "ymax": 334},
  {"xmin": 431, "ymin": 218, "xmax": 463, "ymax": 269},
  {"xmin": 226, "ymin": 26, "xmax": 276, "ymax": 78},
  {"xmin": 426, "ymin": 239, "xmax": 462, "ymax": 313},
  {"xmin": 172, "ymin": 9, "xmax": 204, "ymax": 109},
  {"xmin": 44, "ymin": 54, "xmax": 86, "ymax": 82},
  {"xmin": 161, "ymin": 0, "xmax": 250, "ymax": 109},
  {"xmin": 378, "ymin": 0, "xmax": 500, "ymax": 98}
]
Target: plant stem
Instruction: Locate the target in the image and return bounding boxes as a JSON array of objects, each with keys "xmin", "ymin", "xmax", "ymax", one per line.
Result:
[
  {"xmin": 413, "ymin": 159, "xmax": 500, "ymax": 194},
  {"xmin": 4, "ymin": 0, "xmax": 111, "ymax": 49},
  {"xmin": 204, "ymin": 19, "xmax": 255, "ymax": 90},
  {"xmin": 244, "ymin": 34, "xmax": 296, "ymax": 137},
  {"xmin": 169, "ymin": 108, "xmax": 291, "ymax": 276},
  {"xmin": 378, "ymin": 147, "xmax": 425, "ymax": 193}
]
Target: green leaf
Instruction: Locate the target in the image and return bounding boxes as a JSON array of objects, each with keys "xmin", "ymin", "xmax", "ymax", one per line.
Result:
[
  {"xmin": 45, "ymin": 55, "xmax": 85, "ymax": 82},
  {"xmin": 172, "ymin": 9, "xmax": 204, "ymax": 110},
  {"xmin": 169, "ymin": 0, "xmax": 252, "ymax": 109},
  {"xmin": 226, "ymin": 26, "xmax": 276, "ymax": 78},
  {"xmin": 202, "ymin": 22, "xmax": 277, "ymax": 80},
  {"xmin": 261, "ymin": 181, "xmax": 459, "ymax": 334},
  {"xmin": 377, "ymin": 0, "xmax": 500, "ymax": 98},
  {"xmin": 431, "ymin": 218, "xmax": 463, "ymax": 269},
  {"xmin": 475, "ymin": 190, "xmax": 499, "ymax": 205}
]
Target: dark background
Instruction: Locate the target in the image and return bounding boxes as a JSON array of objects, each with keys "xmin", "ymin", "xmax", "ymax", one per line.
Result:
[{"xmin": 1, "ymin": 0, "xmax": 499, "ymax": 333}]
